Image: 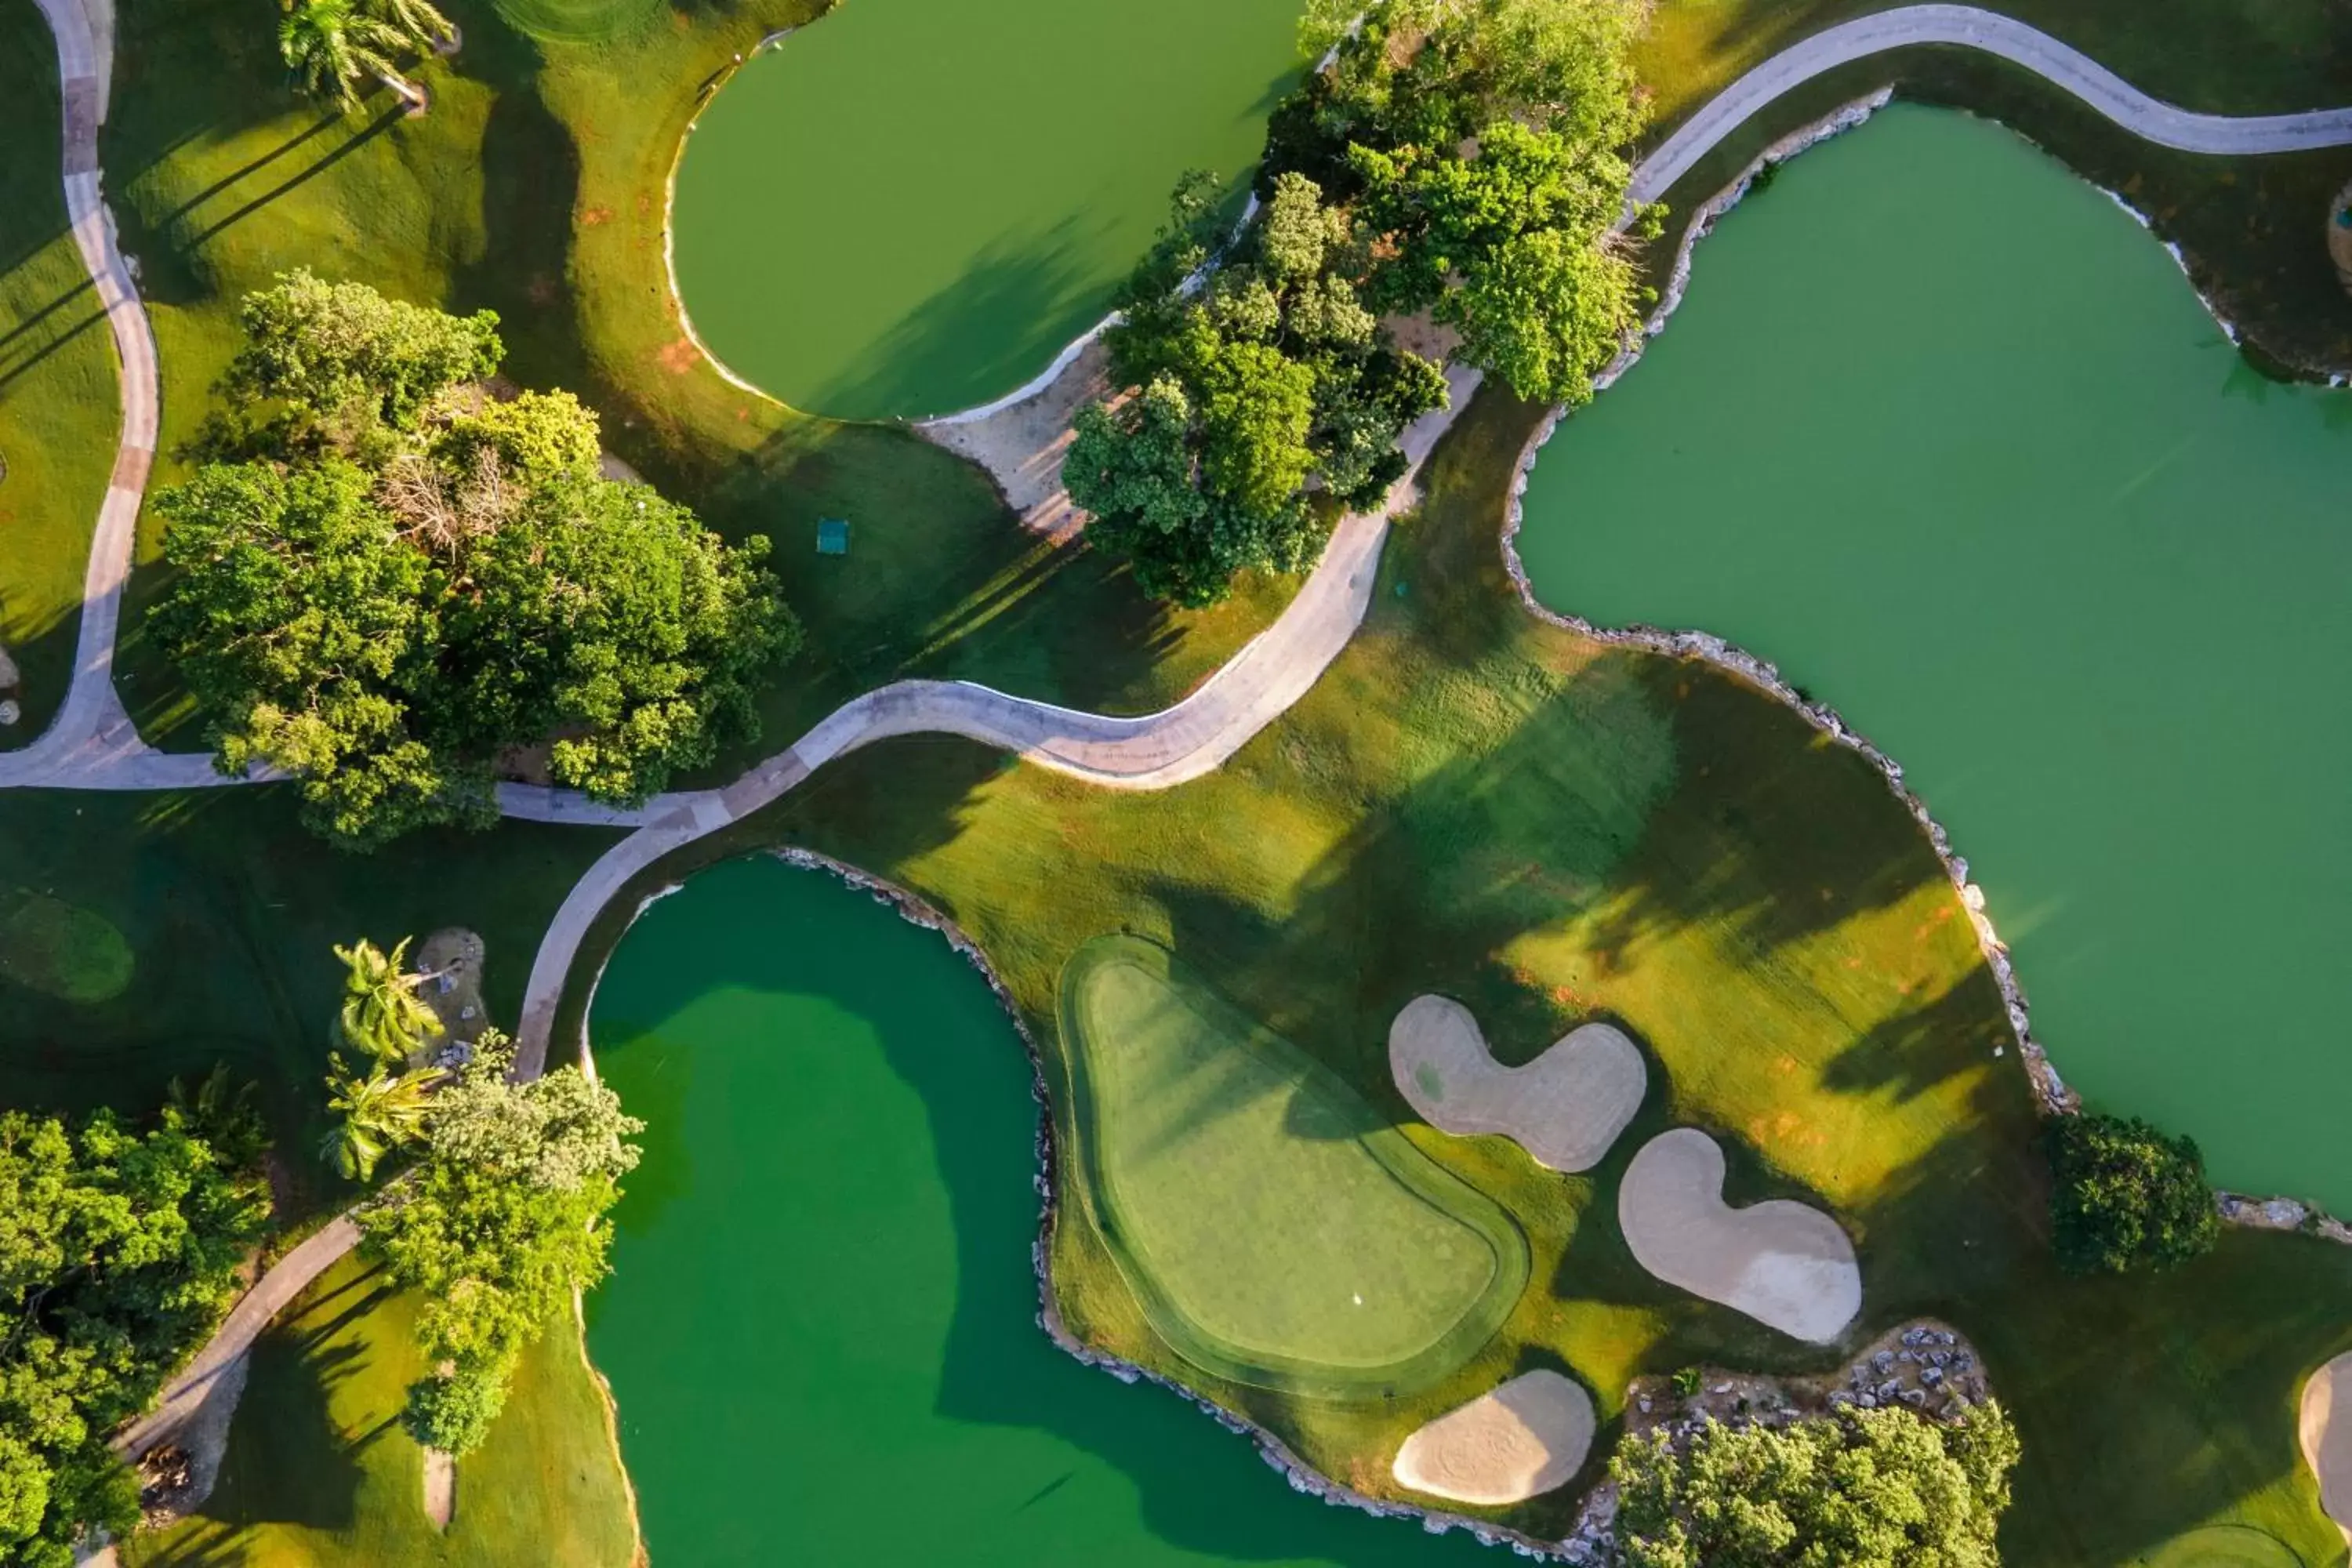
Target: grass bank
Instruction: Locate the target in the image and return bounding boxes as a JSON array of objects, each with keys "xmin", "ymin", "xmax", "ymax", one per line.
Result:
[
  {"xmin": 122, "ymin": 1254, "xmax": 636, "ymax": 1568},
  {"xmin": 586, "ymin": 384, "xmax": 2352, "ymax": 1563}
]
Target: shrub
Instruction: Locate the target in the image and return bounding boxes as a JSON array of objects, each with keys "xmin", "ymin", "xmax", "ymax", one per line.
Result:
[{"xmin": 2045, "ymin": 1112, "xmax": 2218, "ymax": 1275}]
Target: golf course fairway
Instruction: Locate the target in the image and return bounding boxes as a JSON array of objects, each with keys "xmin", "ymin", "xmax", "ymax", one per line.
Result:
[
  {"xmin": 584, "ymin": 857, "xmax": 1499, "ymax": 1566},
  {"xmin": 1059, "ymin": 936, "xmax": 1527, "ymax": 1397},
  {"xmin": 1515, "ymin": 107, "xmax": 2352, "ymax": 1210},
  {"xmin": 671, "ymin": 0, "xmax": 1298, "ymax": 419}
]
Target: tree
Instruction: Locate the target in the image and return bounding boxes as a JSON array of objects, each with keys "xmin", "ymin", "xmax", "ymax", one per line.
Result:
[
  {"xmin": 1612, "ymin": 1403, "xmax": 2021, "ymax": 1568},
  {"xmin": 334, "ymin": 936, "xmax": 438, "ymax": 1064},
  {"xmin": 152, "ymin": 276, "xmax": 802, "ymax": 848},
  {"xmin": 2045, "ymin": 1112, "xmax": 2219, "ymax": 1275},
  {"xmin": 0, "ymin": 1096, "xmax": 271, "ymax": 1566},
  {"xmin": 362, "ymin": 0, "xmax": 456, "ymax": 54},
  {"xmin": 278, "ymin": 0, "xmax": 418, "ymax": 116},
  {"xmin": 320, "ymin": 1055, "xmax": 440, "ymax": 1181},
  {"xmin": 358, "ymin": 1035, "xmax": 641, "ymax": 1455}
]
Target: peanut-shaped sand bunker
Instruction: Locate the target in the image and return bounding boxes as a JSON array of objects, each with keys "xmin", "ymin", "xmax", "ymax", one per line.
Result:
[
  {"xmin": 1618, "ymin": 1127, "xmax": 1861, "ymax": 1344},
  {"xmin": 1388, "ymin": 995, "xmax": 1646, "ymax": 1172},
  {"xmin": 2301, "ymin": 1351, "xmax": 2352, "ymax": 1548},
  {"xmin": 1391, "ymin": 1369, "xmax": 1596, "ymax": 1506}
]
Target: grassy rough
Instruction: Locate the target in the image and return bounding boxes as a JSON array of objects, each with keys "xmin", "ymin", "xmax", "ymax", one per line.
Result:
[
  {"xmin": 122, "ymin": 1253, "xmax": 636, "ymax": 1568},
  {"xmin": 604, "ymin": 387, "xmax": 2352, "ymax": 1563}
]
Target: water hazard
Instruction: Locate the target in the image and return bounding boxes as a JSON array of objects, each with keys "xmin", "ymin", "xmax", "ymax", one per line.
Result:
[
  {"xmin": 670, "ymin": 0, "xmax": 1298, "ymax": 421},
  {"xmin": 1514, "ymin": 107, "xmax": 2352, "ymax": 1209},
  {"xmin": 585, "ymin": 855, "xmax": 1497, "ymax": 1563}
]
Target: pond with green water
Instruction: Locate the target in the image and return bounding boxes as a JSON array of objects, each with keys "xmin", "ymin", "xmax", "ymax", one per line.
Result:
[
  {"xmin": 1515, "ymin": 107, "xmax": 2352, "ymax": 1210},
  {"xmin": 671, "ymin": 0, "xmax": 1298, "ymax": 421},
  {"xmin": 585, "ymin": 855, "xmax": 1497, "ymax": 1564}
]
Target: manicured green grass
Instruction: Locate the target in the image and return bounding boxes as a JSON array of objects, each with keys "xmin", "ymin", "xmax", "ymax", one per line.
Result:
[
  {"xmin": 489, "ymin": 0, "xmax": 664, "ymax": 45},
  {"xmin": 1633, "ymin": 0, "xmax": 2352, "ymax": 373},
  {"xmin": 593, "ymin": 385, "xmax": 2352, "ymax": 1563},
  {"xmin": 0, "ymin": 7, "xmax": 121, "ymax": 747},
  {"xmin": 123, "ymin": 1253, "xmax": 637, "ymax": 1568},
  {"xmin": 1062, "ymin": 935, "xmax": 1527, "ymax": 1398}
]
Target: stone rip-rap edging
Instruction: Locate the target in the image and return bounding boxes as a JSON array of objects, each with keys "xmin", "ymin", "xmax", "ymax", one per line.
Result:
[{"xmin": 1504, "ymin": 95, "xmax": 2352, "ymax": 1244}]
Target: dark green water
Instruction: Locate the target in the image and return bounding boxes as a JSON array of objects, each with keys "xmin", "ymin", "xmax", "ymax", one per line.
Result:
[
  {"xmin": 1515, "ymin": 107, "xmax": 2352, "ymax": 1209},
  {"xmin": 586, "ymin": 856, "xmax": 1498, "ymax": 1565},
  {"xmin": 671, "ymin": 0, "xmax": 1298, "ymax": 421}
]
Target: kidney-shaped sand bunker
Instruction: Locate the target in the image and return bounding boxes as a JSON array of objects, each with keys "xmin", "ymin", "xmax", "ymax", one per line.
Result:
[
  {"xmin": 1388, "ymin": 994, "xmax": 1646, "ymax": 1172},
  {"xmin": 1618, "ymin": 1127, "xmax": 1861, "ymax": 1343},
  {"xmin": 1391, "ymin": 1368, "xmax": 1597, "ymax": 1506}
]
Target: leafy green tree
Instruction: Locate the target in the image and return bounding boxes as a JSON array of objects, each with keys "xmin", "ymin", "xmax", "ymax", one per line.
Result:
[
  {"xmin": 334, "ymin": 936, "xmax": 439, "ymax": 1064},
  {"xmin": 0, "ymin": 1098, "xmax": 271, "ymax": 1566},
  {"xmin": 1613, "ymin": 1403, "xmax": 2021, "ymax": 1568},
  {"xmin": 320, "ymin": 1056, "xmax": 441, "ymax": 1181},
  {"xmin": 2045, "ymin": 1112, "xmax": 2219, "ymax": 1275},
  {"xmin": 359, "ymin": 1035, "xmax": 641, "ymax": 1455},
  {"xmin": 216, "ymin": 270, "xmax": 499, "ymax": 458},
  {"xmin": 279, "ymin": 0, "xmax": 415, "ymax": 116},
  {"xmin": 152, "ymin": 278, "xmax": 801, "ymax": 848},
  {"xmin": 361, "ymin": 0, "xmax": 456, "ymax": 54}
]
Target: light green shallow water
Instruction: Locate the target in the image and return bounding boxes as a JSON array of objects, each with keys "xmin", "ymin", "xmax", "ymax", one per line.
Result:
[
  {"xmin": 1515, "ymin": 107, "xmax": 2352, "ymax": 1210},
  {"xmin": 585, "ymin": 856, "xmax": 1498, "ymax": 1565},
  {"xmin": 671, "ymin": 0, "xmax": 1298, "ymax": 421}
]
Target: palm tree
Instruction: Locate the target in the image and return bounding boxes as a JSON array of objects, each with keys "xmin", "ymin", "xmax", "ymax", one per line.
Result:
[
  {"xmin": 320, "ymin": 1055, "xmax": 441, "ymax": 1181},
  {"xmin": 278, "ymin": 0, "xmax": 419, "ymax": 114},
  {"xmin": 334, "ymin": 935, "xmax": 441, "ymax": 1065},
  {"xmin": 362, "ymin": 0, "xmax": 457, "ymax": 56}
]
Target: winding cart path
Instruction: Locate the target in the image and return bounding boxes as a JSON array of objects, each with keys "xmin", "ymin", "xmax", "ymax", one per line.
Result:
[{"xmin": 26, "ymin": 3, "xmax": 2352, "ymax": 1534}]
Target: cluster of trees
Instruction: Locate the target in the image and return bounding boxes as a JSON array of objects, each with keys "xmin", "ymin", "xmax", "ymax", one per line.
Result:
[
  {"xmin": 0, "ymin": 1075, "xmax": 272, "ymax": 1567},
  {"xmin": 355, "ymin": 1034, "xmax": 641, "ymax": 1454},
  {"xmin": 1611, "ymin": 1403, "xmax": 2021, "ymax": 1568},
  {"xmin": 2045, "ymin": 1112, "xmax": 2218, "ymax": 1275},
  {"xmin": 1064, "ymin": 0, "xmax": 1653, "ymax": 606},
  {"xmin": 152, "ymin": 272, "xmax": 800, "ymax": 850},
  {"xmin": 279, "ymin": 0, "xmax": 454, "ymax": 115},
  {"xmin": 314, "ymin": 935, "xmax": 641, "ymax": 1455}
]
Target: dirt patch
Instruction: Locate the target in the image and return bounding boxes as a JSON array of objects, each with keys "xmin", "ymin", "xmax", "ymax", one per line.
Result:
[
  {"xmin": 423, "ymin": 1444, "xmax": 456, "ymax": 1529},
  {"xmin": 1388, "ymin": 994, "xmax": 1646, "ymax": 1172},
  {"xmin": 1617, "ymin": 1127, "xmax": 1860, "ymax": 1344},
  {"xmin": 1392, "ymin": 1369, "xmax": 1596, "ymax": 1505},
  {"xmin": 412, "ymin": 927, "xmax": 488, "ymax": 1051},
  {"xmin": 657, "ymin": 337, "xmax": 699, "ymax": 375},
  {"xmin": 916, "ymin": 338, "xmax": 1116, "ymax": 541},
  {"xmin": 2302, "ymin": 1351, "xmax": 2352, "ymax": 1548}
]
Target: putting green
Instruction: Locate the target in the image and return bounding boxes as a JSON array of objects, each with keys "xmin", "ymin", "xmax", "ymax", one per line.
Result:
[
  {"xmin": 1059, "ymin": 937, "xmax": 1527, "ymax": 1398},
  {"xmin": 489, "ymin": 0, "xmax": 660, "ymax": 45},
  {"xmin": 2135, "ymin": 1526, "xmax": 2304, "ymax": 1568}
]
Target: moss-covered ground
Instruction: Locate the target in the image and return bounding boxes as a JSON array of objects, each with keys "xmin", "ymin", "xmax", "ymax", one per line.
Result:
[{"xmin": 121, "ymin": 1253, "xmax": 636, "ymax": 1568}]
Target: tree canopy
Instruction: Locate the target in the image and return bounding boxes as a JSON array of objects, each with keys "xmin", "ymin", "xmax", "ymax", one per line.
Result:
[
  {"xmin": 0, "ymin": 1079, "xmax": 271, "ymax": 1567},
  {"xmin": 1068, "ymin": 0, "xmax": 1650, "ymax": 606},
  {"xmin": 2045, "ymin": 1112, "xmax": 2219, "ymax": 1275},
  {"xmin": 356, "ymin": 1035, "xmax": 641, "ymax": 1455},
  {"xmin": 152, "ymin": 273, "xmax": 800, "ymax": 849},
  {"xmin": 1611, "ymin": 1403, "xmax": 2021, "ymax": 1568}
]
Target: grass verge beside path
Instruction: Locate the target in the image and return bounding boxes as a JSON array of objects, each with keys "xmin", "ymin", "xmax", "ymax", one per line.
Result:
[
  {"xmin": 122, "ymin": 1253, "xmax": 636, "ymax": 1568},
  {"xmin": 99, "ymin": 0, "xmax": 1293, "ymax": 763},
  {"xmin": 0, "ymin": 5, "xmax": 121, "ymax": 748},
  {"xmin": 1635, "ymin": 0, "xmax": 2352, "ymax": 372},
  {"xmin": 574, "ymin": 385, "xmax": 2352, "ymax": 1563}
]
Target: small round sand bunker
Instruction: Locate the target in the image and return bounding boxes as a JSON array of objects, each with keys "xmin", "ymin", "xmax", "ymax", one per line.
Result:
[
  {"xmin": 1392, "ymin": 1369, "xmax": 1596, "ymax": 1506},
  {"xmin": 2300, "ymin": 1349, "xmax": 2352, "ymax": 1547},
  {"xmin": 1388, "ymin": 995, "xmax": 1646, "ymax": 1172},
  {"xmin": 1618, "ymin": 1127, "xmax": 1860, "ymax": 1344}
]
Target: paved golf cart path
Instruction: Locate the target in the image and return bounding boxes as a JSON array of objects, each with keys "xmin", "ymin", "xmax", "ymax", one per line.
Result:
[{"xmin": 31, "ymin": 3, "xmax": 2352, "ymax": 1527}]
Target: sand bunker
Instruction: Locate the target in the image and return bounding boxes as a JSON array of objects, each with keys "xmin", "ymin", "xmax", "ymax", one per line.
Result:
[
  {"xmin": 2300, "ymin": 1350, "xmax": 2352, "ymax": 1547},
  {"xmin": 1388, "ymin": 996, "xmax": 1646, "ymax": 1172},
  {"xmin": 1392, "ymin": 1369, "xmax": 1596, "ymax": 1506},
  {"xmin": 1618, "ymin": 1128, "xmax": 1860, "ymax": 1344}
]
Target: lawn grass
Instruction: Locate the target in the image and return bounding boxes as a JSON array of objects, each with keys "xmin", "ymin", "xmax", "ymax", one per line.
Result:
[
  {"xmin": 586, "ymin": 383, "xmax": 2352, "ymax": 1563},
  {"xmin": 0, "ymin": 5, "xmax": 122, "ymax": 747},
  {"xmin": 122, "ymin": 1252, "xmax": 637, "ymax": 1568},
  {"xmin": 1632, "ymin": 0, "xmax": 2352, "ymax": 373},
  {"xmin": 1062, "ymin": 935, "xmax": 1528, "ymax": 1399}
]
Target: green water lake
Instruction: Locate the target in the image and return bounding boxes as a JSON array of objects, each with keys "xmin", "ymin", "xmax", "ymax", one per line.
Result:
[
  {"xmin": 670, "ymin": 0, "xmax": 1298, "ymax": 421},
  {"xmin": 585, "ymin": 855, "xmax": 1497, "ymax": 1564},
  {"xmin": 1514, "ymin": 107, "xmax": 2352, "ymax": 1209}
]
